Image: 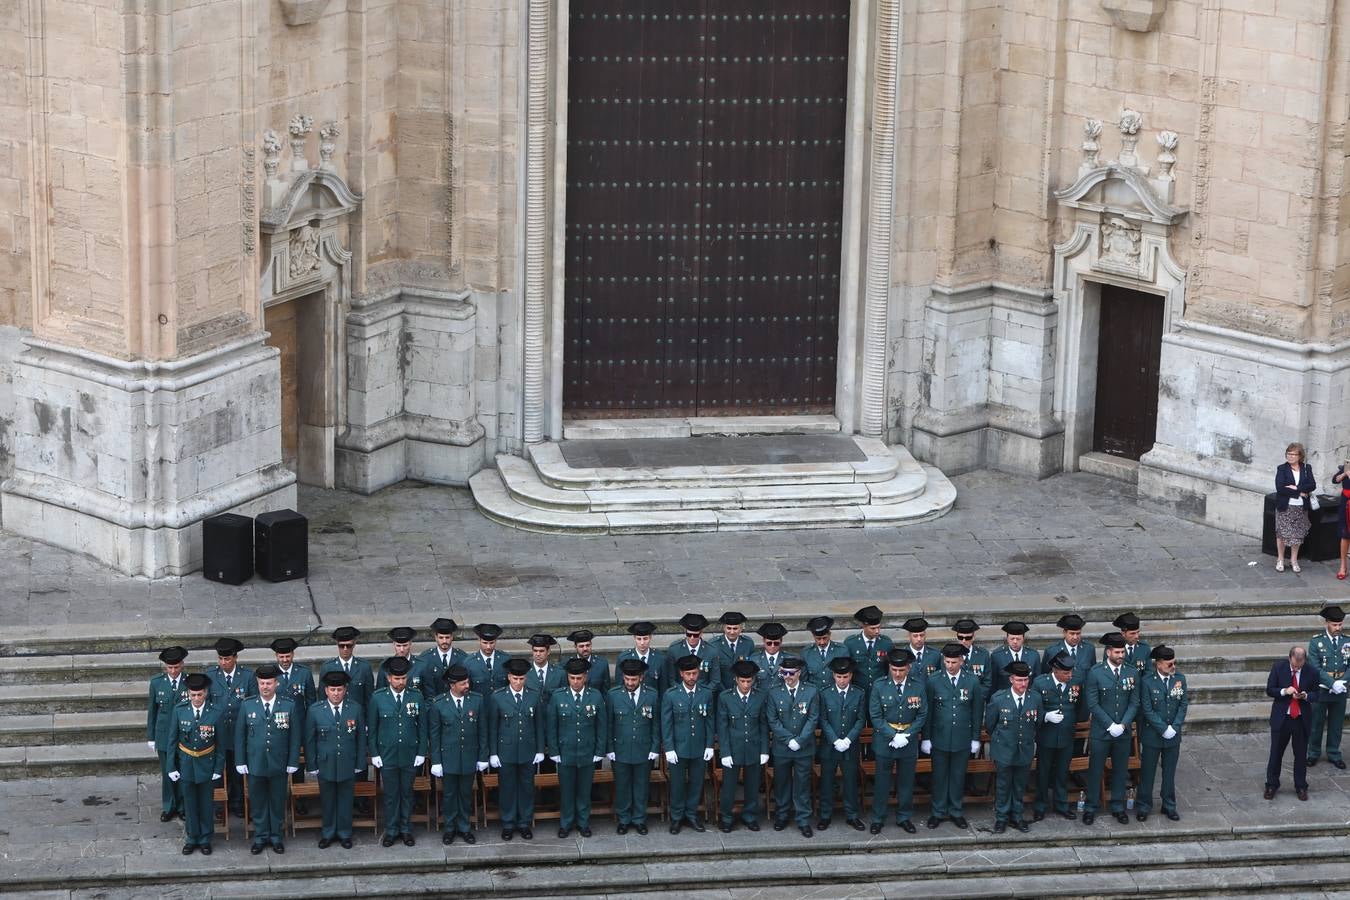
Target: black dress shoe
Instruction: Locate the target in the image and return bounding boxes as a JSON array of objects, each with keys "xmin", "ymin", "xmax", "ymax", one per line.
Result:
[
  {"xmin": 160, "ymin": 812, "xmax": 175, "ymax": 823},
  {"xmin": 1114, "ymin": 812, "xmax": 1129, "ymax": 824},
  {"xmin": 1013, "ymin": 820, "xmax": 1029, "ymax": 833},
  {"xmin": 847, "ymin": 818, "xmax": 866, "ymax": 831},
  {"xmin": 1059, "ymin": 809, "xmax": 1077, "ymax": 820},
  {"xmin": 1033, "ymin": 810, "xmax": 1045, "ymax": 822},
  {"xmin": 744, "ymin": 821, "xmax": 759, "ymax": 832},
  {"xmin": 381, "ymin": 835, "xmax": 396, "ymax": 847},
  {"xmin": 501, "ymin": 828, "xmax": 513, "ymax": 841},
  {"xmin": 799, "ymin": 825, "xmax": 813, "ymax": 838},
  {"xmin": 402, "ymin": 833, "xmax": 415, "ymax": 847},
  {"xmin": 1335, "ymin": 759, "xmax": 1348, "ymax": 770},
  {"xmin": 1082, "ymin": 812, "xmax": 1095, "ymax": 825},
  {"xmin": 869, "ymin": 822, "xmax": 883, "ymax": 835},
  {"xmin": 635, "ymin": 824, "xmax": 648, "ymax": 835},
  {"xmin": 1264, "ymin": 787, "xmax": 1277, "ymax": 800},
  {"xmin": 181, "ymin": 844, "xmax": 195, "ymax": 855},
  {"xmin": 993, "ymin": 821, "xmax": 1006, "ymax": 833},
  {"xmin": 520, "ymin": 827, "xmax": 533, "ymax": 840},
  {"xmin": 669, "ymin": 821, "xmax": 681, "ymax": 834},
  {"xmin": 1297, "ymin": 789, "xmax": 1309, "ymax": 801},
  {"xmin": 250, "ymin": 842, "xmax": 265, "ymax": 854},
  {"xmin": 816, "ymin": 819, "xmax": 830, "ymax": 831},
  {"xmin": 463, "ymin": 831, "xmax": 477, "ymax": 844},
  {"xmin": 1308, "ymin": 757, "xmax": 1319, "ymax": 767},
  {"xmin": 442, "ymin": 832, "xmax": 454, "ymax": 845},
  {"xmin": 718, "ymin": 822, "xmax": 733, "ymax": 833},
  {"xmin": 616, "ymin": 822, "xmax": 629, "ymax": 834},
  {"xmin": 926, "ymin": 816, "xmax": 941, "ymax": 829},
  {"xmin": 579, "ymin": 827, "xmax": 592, "ymax": 837},
  {"xmin": 319, "ymin": 837, "xmax": 333, "ymax": 848},
  {"xmin": 1165, "ymin": 810, "xmax": 1181, "ymax": 822},
  {"xmin": 272, "ymin": 841, "xmax": 285, "ymax": 853},
  {"xmin": 557, "ymin": 827, "xmax": 570, "ymax": 838},
  {"xmin": 773, "ymin": 820, "xmax": 788, "ymax": 831},
  {"xmin": 952, "ymin": 817, "xmax": 968, "ymax": 829},
  {"xmin": 1136, "ymin": 812, "xmax": 1148, "ymax": 822},
  {"xmin": 689, "ymin": 818, "xmax": 706, "ymax": 833},
  {"xmin": 199, "ymin": 844, "xmax": 212, "ymax": 855},
  {"xmin": 341, "ymin": 838, "xmax": 353, "ymax": 849},
  {"xmin": 899, "ymin": 820, "xmax": 916, "ymax": 834}
]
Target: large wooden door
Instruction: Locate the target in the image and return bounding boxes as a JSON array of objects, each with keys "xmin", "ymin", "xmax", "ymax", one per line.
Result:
[
  {"xmin": 564, "ymin": 0, "xmax": 848, "ymax": 415},
  {"xmin": 1093, "ymin": 285, "xmax": 1164, "ymax": 460},
  {"xmin": 264, "ymin": 301, "xmax": 300, "ymax": 472}
]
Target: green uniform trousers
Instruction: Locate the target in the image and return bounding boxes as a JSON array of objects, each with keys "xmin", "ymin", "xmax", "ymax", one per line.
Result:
[
  {"xmin": 1309, "ymin": 697, "xmax": 1347, "ymax": 762},
  {"xmin": 993, "ymin": 763, "xmax": 1030, "ymax": 824},
  {"xmin": 1033, "ymin": 744, "xmax": 1073, "ymax": 815},
  {"xmin": 668, "ymin": 757, "xmax": 706, "ymax": 823},
  {"xmin": 613, "ymin": 761, "xmax": 653, "ymax": 825},
  {"xmin": 1137, "ymin": 744, "xmax": 1179, "ymax": 815},
  {"xmin": 816, "ymin": 748, "xmax": 860, "ymax": 822},
  {"xmin": 440, "ymin": 774, "xmax": 473, "ymax": 834},
  {"xmin": 498, "ymin": 762, "xmax": 535, "ymax": 830},
  {"xmin": 320, "ymin": 778, "xmax": 355, "ymax": 840},
  {"xmin": 182, "ymin": 780, "xmax": 215, "ymax": 847},
  {"xmin": 380, "ymin": 766, "xmax": 415, "ymax": 837},
  {"xmin": 1085, "ymin": 735, "xmax": 1130, "ymax": 814},
  {"xmin": 930, "ymin": 749, "xmax": 971, "ymax": 819},
  {"xmin": 247, "ymin": 774, "xmax": 288, "ymax": 843},
  {"xmin": 158, "ymin": 751, "xmax": 183, "ymax": 815},
  {"xmin": 871, "ymin": 755, "xmax": 917, "ymax": 825},
  {"xmin": 771, "ymin": 755, "xmax": 813, "ymax": 826},
  {"xmin": 557, "ymin": 763, "xmax": 594, "ymax": 829},
  {"xmin": 718, "ymin": 764, "xmax": 761, "ymax": 825}
]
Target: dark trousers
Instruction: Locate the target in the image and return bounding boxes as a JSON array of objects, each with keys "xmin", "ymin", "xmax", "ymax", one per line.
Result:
[
  {"xmin": 816, "ymin": 748, "xmax": 860, "ymax": 821},
  {"xmin": 1086, "ymin": 735, "xmax": 1130, "ymax": 813},
  {"xmin": 871, "ymin": 753, "xmax": 916, "ymax": 824},
  {"xmin": 1033, "ymin": 743, "xmax": 1073, "ymax": 814},
  {"xmin": 247, "ymin": 774, "xmax": 287, "ymax": 843},
  {"xmin": 320, "ymin": 778, "xmax": 355, "ymax": 839},
  {"xmin": 498, "ymin": 762, "xmax": 536, "ymax": 829},
  {"xmin": 440, "ymin": 773, "xmax": 473, "ymax": 834},
  {"xmin": 1309, "ymin": 697, "xmax": 1347, "ymax": 762},
  {"xmin": 1137, "ymin": 743, "xmax": 1178, "ymax": 815},
  {"xmin": 772, "ymin": 754, "xmax": 813, "ymax": 826},
  {"xmin": 993, "ymin": 763, "xmax": 1030, "ymax": 823},
  {"xmin": 380, "ymin": 766, "xmax": 415, "ymax": 836},
  {"xmin": 558, "ymin": 763, "xmax": 594, "ymax": 829},
  {"xmin": 668, "ymin": 757, "xmax": 706, "ymax": 823},
  {"xmin": 613, "ymin": 761, "xmax": 652, "ymax": 825},
  {"xmin": 182, "ymin": 779, "xmax": 215, "ymax": 846},
  {"xmin": 930, "ymin": 748, "xmax": 970, "ymax": 818},
  {"xmin": 1266, "ymin": 715, "xmax": 1310, "ymax": 791},
  {"xmin": 158, "ymin": 750, "xmax": 183, "ymax": 815},
  {"xmin": 718, "ymin": 763, "xmax": 761, "ymax": 825},
  {"xmin": 223, "ymin": 750, "xmax": 244, "ymax": 813}
]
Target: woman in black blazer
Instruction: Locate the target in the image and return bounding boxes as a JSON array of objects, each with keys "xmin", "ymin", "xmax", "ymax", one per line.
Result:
[{"xmin": 1274, "ymin": 442, "xmax": 1315, "ymax": 573}]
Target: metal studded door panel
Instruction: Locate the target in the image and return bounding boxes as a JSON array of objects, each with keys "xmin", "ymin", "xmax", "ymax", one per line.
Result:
[{"xmin": 565, "ymin": 0, "xmax": 848, "ymax": 414}]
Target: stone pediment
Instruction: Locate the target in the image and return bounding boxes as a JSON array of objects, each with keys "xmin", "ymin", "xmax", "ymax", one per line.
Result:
[
  {"xmin": 260, "ymin": 168, "xmax": 362, "ymax": 234},
  {"xmin": 1054, "ymin": 162, "xmax": 1186, "ymax": 226}
]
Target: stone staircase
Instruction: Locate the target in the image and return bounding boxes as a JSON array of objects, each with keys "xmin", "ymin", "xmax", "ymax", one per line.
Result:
[{"xmin": 468, "ymin": 422, "xmax": 957, "ymax": 534}]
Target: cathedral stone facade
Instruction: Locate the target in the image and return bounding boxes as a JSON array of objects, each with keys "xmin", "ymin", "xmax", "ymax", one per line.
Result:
[{"xmin": 1, "ymin": 0, "xmax": 1347, "ymax": 574}]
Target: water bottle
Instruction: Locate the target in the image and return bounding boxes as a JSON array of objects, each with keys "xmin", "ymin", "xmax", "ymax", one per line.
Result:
[
  {"xmin": 1126, "ymin": 787, "xmax": 1135, "ymax": 810},
  {"xmin": 1077, "ymin": 790, "xmax": 1085, "ymax": 812}
]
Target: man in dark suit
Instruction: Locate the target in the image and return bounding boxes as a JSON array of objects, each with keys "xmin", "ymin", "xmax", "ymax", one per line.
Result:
[{"xmin": 1265, "ymin": 646, "xmax": 1321, "ymax": 801}]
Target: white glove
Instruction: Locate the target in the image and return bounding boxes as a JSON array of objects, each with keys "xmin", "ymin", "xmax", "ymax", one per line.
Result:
[
  {"xmin": 647, "ymin": 752, "xmax": 659, "ymax": 761},
  {"xmin": 1162, "ymin": 725, "xmax": 1177, "ymax": 740},
  {"xmin": 371, "ymin": 756, "xmax": 383, "ymax": 769},
  {"xmin": 889, "ymin": 734, "xmax": 903, "ymax": 749},
  {"xmin": 970, "ymin": 740, "xmax": 980, "ymax": 754},
  {"xmin": 833, "ymin": 738, "xmax": 848, "ymax": 753},
  {"xmin": 285, "ymin": 766, "xmax": 297, "ymax": 774},
  {"xmin": 606, "ymin": 752, "xmax": 616, "ymax": 762},
  {"xmin": 759, "ymin": 754, "xmax": 769, "ymax": 765},
  {"xmin": 168, "ymin": 771, "xmax": 181, "ymax": 782},
  {"xmin": 430, "ymin": 764, "xmax": 443, "ymax": 778},
  {"xmin": 355, "ymin": 768, "xmax": 364, "ymax": 775},
  {"xmin": 550, "ymin": 755, "xmax": 562, "ymax": 764},
  {"xmin": 592, "ymin": 755, "xmax": 602, "ymax": 763},
  {"xmin": 489, "ymin": 755, "xmax": 502, "ymax": 768},
  {"xmin": 838, "ymin": 737, "xmax": 851, "ymax": 751},
  {"xmin": 476, "ymin": 761, "xmax": 489, "ymax": 772},
  {"xmin": 147, "ymin": 741, "xmax": 157, "ymax": 752},
  {"xmin": 1045, "ymin": 710, "xmax": 1065, "ymax": 724},
  {"xmin": 413, "ymin": 756, "xmax": 425, "ymax": 768},
  {"xmin": 1335, "ymin": 680, "xmax": 1347, "ymax": 695},
  {"xmin": 920, "ymin": 739, "xmax": 932, "ymax": 754},
  {"xmin": 702, "ymin": 747, "xmax": 715, "ymax": 762},
  {"xmin": 721, "ymin": 756, "xmax": 733, "ymax": 768},
  {"xmin": 308, "ymin": 770, "xmax": 318, "ymax": 776},
  {"xmin": 531, "ymin": 753, "xmax": 545, "ymax": 765},
  {"xmin": 1107, "ymin": 723, "xmax": 1125, "ymax": 738},
  {"xmin": 787, "ymin": 739, "xmax": 801, "ymax": 752},
  {"xmin": 235, "ymin": 764, "xmax": 249, "ymax": 775},
  {"xmin": 211, "ymin": 773, "xmax": 221, "ymax": 780},
  {"xmin": 665, "ymin": 750, "xmax": 679, "ymax": 765}
]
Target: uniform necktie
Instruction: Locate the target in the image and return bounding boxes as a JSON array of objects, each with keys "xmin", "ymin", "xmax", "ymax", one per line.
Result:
[
  {"xmin": 1012, "ymin": 652, "xmax": 1020, "ymax": 662},
  {"xmin": 394, "ymin": 692, "xmax": 403, "ymax": 705},
  {"xmin": 574, "ymin": 691, "xmax": 582, "ymax": 704},
  {"xmin": 1059, "ymin": 681, "xmax": 1065, "ymax": 694},
  {"xmin": 224, "ymin": 673, "xmax": 232, "ymax": 688},
  {"xmin": 486, "ymin": 655, "xmax": 493, "ymax": 672},
  {"xmin": 768, "ymin": 655, "xmax": 776, "ymax": 668},
  {"xmin": 456, "ymin": 698, "xmax": 463, "ymax": 712},
  {"xmin": 820, "ymin": 647, "xmax": 827, "ymax": 658},
  {"xmin": 514, "ymin": 692, "xmax": 522, "ymax": 705},
  {"xmin": 866, "ymin": 640, "xmax": 873, "ymax": 654},
  {"xmin": 1014, "ymin": 695, "xmax": 1022, "ymax": 711},
  {"xmin": 1069, "ymin": 646, "xmax": 1076, "ymax": 658},
  {"xmin": 333, "ymin": 704, "xmax": 341, "ymax": 717},
  {"xmin": 264, "ymin": 701, "xmax": 272, "ymax": 717},
  {"xmin": 194, "ymin": 707, "xmax": 201, "ymax": 721},
  {"xmin": 343, "ymin": 660, "xmax": 350, "ymax": 673},
  {"xmin": 442, "ymin": 653, "xmax": 449, "ymax": 667},
  {"xmin": 632, "ymin": 692, "xmax": 639, "ymax": 706},
  {"xmin": 742, "ymin": 693, "xmax": 749, "ymax": 707},
  {"xmin": 951, "ymin": 676, "xmax": 958, "ymax": 688},
  {"xmin": 537, "ymin": 667, "xmax": 546, "ymax": 681}
]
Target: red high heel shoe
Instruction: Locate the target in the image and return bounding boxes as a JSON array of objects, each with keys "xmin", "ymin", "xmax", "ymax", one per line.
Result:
[{"xmin": 1338, "ymin": 571, "xmax": 1347, "ymax": 580}]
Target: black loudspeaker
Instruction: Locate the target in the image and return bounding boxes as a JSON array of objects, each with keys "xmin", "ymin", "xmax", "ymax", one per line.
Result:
[
  {"xmin": 203, "ymin": 513, "xmax": 254, "ymax": 585},
  {"xmin": 255, "ymin": 509, "xmax": 309, "ymax": 582},
  {"xmin": 1262, "ymin": 492, "xmax": 1342, "ymax": 562}
]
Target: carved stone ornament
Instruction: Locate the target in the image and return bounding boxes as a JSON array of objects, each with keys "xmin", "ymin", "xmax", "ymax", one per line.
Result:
[
  {"xmin": 260, "ymin": 167, "xmax": 362, "ymax": 295},
  {"xmin": 278, "ymin": 0, "xmax": 332, "ymax": 26},
  {"xmin": 1100, "ymin": 0, "xmax": 1168, "ymax": 32},
  {"xmin": 261, "ymin": 130, "xmax": 282, "ymax": 179},
  {"xmin": 287, "ymin": 114, "xmax": 313, "ymax": 172},
  {"xmin": 319, "ymin": 122, "xmax": 340, "ymax": 170},
  {"xmin": 1081, "ymin": 119, "xmax": 1103, "ymax": 171},
  {"xmin": 1156, "ymin": 131, "xmax": 1179, "ymax": 181},
  {"xmin": 1117, "ymin": 109, "xmax": 1143, "ymax": 170},
  {"xmin": 1100, "ymin": 216, "xmax": 1142, "ymax": 267},
  {"xmin": 1055, "ymin": 162, "xmax": 1187, "ymax": 281},
  {"xmin": 287, "ymin": 224, "xmax": 321, "ymax": 279}
]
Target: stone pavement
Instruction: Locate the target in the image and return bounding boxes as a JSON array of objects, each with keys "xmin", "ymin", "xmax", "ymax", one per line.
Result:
[{"xmin": 0, "ymin": 470, "xmax": 1342, "ymax": 631}]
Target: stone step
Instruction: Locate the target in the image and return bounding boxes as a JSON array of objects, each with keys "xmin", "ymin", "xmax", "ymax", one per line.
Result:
[
  {"xmin": 562, "ymin": 414, "xmax": 843, "ymax": 441},
  {"xmin": 0, "ymin": 680, "xmax": 145, "ymax": 715},
  {"xmin": 0, "ymin": 710, "xmax": 144, "ymax": 747}
]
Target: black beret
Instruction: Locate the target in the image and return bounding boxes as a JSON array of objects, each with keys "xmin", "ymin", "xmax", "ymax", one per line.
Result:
[
  {"xmin": 1003, "ymin": 661, "xmax": 1033, "ymax": 678},
  {"xmin": 1150, "ymin": 645, "xmax": 1176, "ymax": 661},
  {"xmin": 331, "ymin": 626, "xmax": 361, "ymax": 642},
  {"xmin": 887, "ymin": 647, "xmax": 915, "ymax": 667},
  {"xmin": 903, "ymin": 617, "xmax": 930, "ymax": 633},
  {"xmin": 564, "ymin": 657, "xmax": 591, "ymax": 675},
  {"xmin": 473, "ymin": 623, "xmax": 503, "ymax": 640},
  {"xmin": 504, "ymin": 658, "xmax": 530, "ymax": 676},
  {"xmin": 445, "ymin": 664, "xmax": 471, "ymax": 683},
  {"xmin": 828, "ymin": 657, "xmax": 855, "ymax": 675},
  {"xmin": 567, "ymin": 629, "xmax": 595, "ymax": 644},
  {"xmin": 159, "ymin": 646, "xmax": 188, "ymax": 664},
  {"xmin": 757, "ymin": 622, "xmax": 788, "ymax": 640},
  {"xmin": 678, "ymin": 613, "xmax": 709, "ymax": 631},
  {"xmin": 618, "ymin": 658, "xmax": 647, "ymax": 676},
  {"xmin": 941, "ymin": 643, "xmax": 968, "ymax": 658},
  {"xmin": 255, "ymin": 663, "xmax": 281, "ymax": 679},
  {"xmin": 806, "ymin": 616, "xmax": 834, "ymax": 635},
  {"xmin": 185, "ymin": 673, "xmax": 211, "ymax": 691},
  {"xmin": 384, "ymin": 656, "xmax": 412, "ymax": 676},
  {"xmin": 1112, "ymin": 612, "xmax": 1141, "ymax": 630},
  {"xmin": 387, "ymin": 627, "xmax": 416, "ymax": 643},
  {"xmin": 213, "ymin": 638, "xmax": 243, "ymax": 656},
  {"xmin": 854, "ymin": 605, "xmax": 883, "ymax": 625},
  {"xmin": 270, "ymin": 637, "xmax": 298, "ymax": 654},
  {"xmin": 730, "ymin": 659, "xmax": 760, "ymax": 678},
  {"xmin": 952, "ymin": 618, "xmax": 979, "ymax": 633},
  {"xmin": 528, "ymin": 633, "xmax": 557, "ymax": 648},
  {"xmin": 1099, "ymin": 632, "xmax": 1126, "ymax": 649},
  {"xmin": 1001, "ymin": 621, "xmax": 1029, "ymax": 635},
  {"xmin": 627, "ymin": 621, "xmax": 656, "ymax": 636},
  {"xmin": 1056, "ymin": 614, "xmax": 1085, "ymax": 630},
  {"xmin": 676, "ymin": 655, "xmax": 701, "ymax": 672},
  {"xmin": 322, "ymin": 670, "xmax": 351, "ymax": 687},
  {"xmin": 719, "ymin": 611, "xmax": 747, "ymax": 626},
  {"xmin": 430, "ymin": 617, "xmax": 459, "ymax": 634}
]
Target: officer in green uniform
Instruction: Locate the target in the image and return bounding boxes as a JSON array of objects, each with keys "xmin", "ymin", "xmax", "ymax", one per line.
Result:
[
  {"xmin": 429, "ymin": 665, "xmax": 488, "ymax": 845},
  {"xmin": 662, "ymin": 655, "xmax": 716, "ymax": 833},
  {"xmin": 922, "ymin": 643, "xmax": 984, "ymax": 830},
  {"xmin": 844, "ymin": 605, "xmax": 893, "ymax": 694},
  {"xmin": 234, "ymin": 663, "xmax": 301, "ymax": 854},
  {"xmin": 767, "ymin": 657, "xmax": 819, "ymax": 836},
  {"xmin": 1308, "ymin": 604, "xmax": 1349, "ymax": 768},
  {"xmin": 488, "ymin": 658, "xmax": 545, "ymax": 841},
  {"xmin": 1082, "ymin": 632, "xmax": 1138, "ymax": 825},
  {"xmin": 1043, "ymin": 613, "xmax": 1095, "ymax": 682},
  {"xmin": 1137, "ymin": 645, "xmax": 1187, "ymax": 822},
  {"xmin": 665, "ymin": 613, "xmax": 722, "ymax": 695},
  {"xmin": 985, "ymin": 660, "xmax": 1042, "ymax": 833},
  {"xmin": 903, "ymin": 617, "xmax": 941, "ymax": 680},
  {"xmin": 417, "ymin": 618, "xmax": 467, "ymax": 699},
  {"xmin": 607, "ymin": 657, "xmax": 661, "ymax": 834},
  {"xmin": 989, "ymin": 621, "xmax": 1040, "ymax": 697},
  {"xmin": 708, "ymin": 611, "xmax": 755, "ymax": 691},
  {"xmin": 465, "ymin": 623, "xmax": 512, "ymax": 699},
  {"xmin": 547, "ymin": 657, "xmax": 608, "ymax": 837},
  {"xmin": 749, "ymin": 622, "xmax": 789, "ymax": 691},
  {"xmin": 815, "ymin": 656, "xmax": 866, "ymax": 831},
  {"xmin": 801, "ymin": 616, "xmax": 850, "ymax": 692},
  {"xmin": 1030, "ymin": 652, "xmax": 1080, "ymax": 821},
  {"xmin": 953, "ymin": 619, "xmax": 993, "ymax": 697},
  {"xmin": 616, "ymin": 621, "xmax": 665, "ymax": 696},
  {"xmin": 868, "ymin": 648, "xmax": 927, "ymax": 834},
  {"xmin": 169, "ymin": 673, "xmax": 225, "ymax": 854},
  {"xmin": 525, "ymin": 633, "xmax": 565, "ymax": 697},
  {"xmin": 716, "ymin": 659, "xmax": 769, "ymax": 832},
  {"xmin": 320, "ymin": 627, "xmax": 376, "ymax": 713},
  {"xmin": 368, "ymin": 656, "xmax": 427, "ymax": 846},
  {"xmin": 270, "ymin": 636, "xmax": 317, "ymax": 811},
  {"xmin": 205, "ymin": 637, "xmax": 253, "ymax": 819},
  {"xmin": 375, "ymin": 627, "xmax": 430, "ymax": 696},
  {"xmin": 566, "ymin": 629, "xmax": 612, "ymax": 694},
  {"xmin": 1115, "ymin": 612, "xmax": 1152, "ymax": 688},
  {"xmin": 147, "ymin": 646, "xmax": 189, "ymax": 822},
  {"xmin": 305, "ymin": 669, "xmax": 367, "ymax": 848}
]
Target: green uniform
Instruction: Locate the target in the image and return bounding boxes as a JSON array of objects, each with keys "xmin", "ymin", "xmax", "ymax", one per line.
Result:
[
  {"xmin": 664, "ymin": 640, "xmax": 722, "ymax": 696},
  {"xmin": 171, "ymin": 701, "xmax": 226, "ymax": 849},
  {"xmin": 546, "ymin": 686, "xmax": 607, "ymax": 829},
  {"xmin": 844, "ymin": 634, "xmax": 893, "ymax": 695},
  {"xmin": 984, "ymin": 688, "xmax": 1042, "ymax": 825},
  {"xmin": 868, "ymin": 676, "xmax": 927, "ymax": 825},
  {"xmin": 615, "ymin": 648, "xmax": 665, "ymax": 695},
  {"xmin": 989, "ymin": 647, "xmax": 1040, "ymax": 697},
  {"xmin": 962, "ymin": 645, "xmax": 994, "ymax": 698},
  {"xmin": 801, "ymin": 641, "xmax": 851, "ymax": 692},
  {"xmin": 572, "ymin": 655, "xmax": 612, "ymax": 693},
  {"xmin": 908, "ymin": 644, "xmax": 941, "ymax": 681},
  {"xmin": 1308, "ymin": 630, "xmax": 1349, "ymax": 764},
  {"xmin": 748, "ymin": 649, "xmax": 786, "ymax": 693},
  {"xmin": 464, "ymin": 652, "xmax": 512, "ymax": 699},
  {"xmin": 816, "ymin": 683, "xmax": 865, "ymax": 823},
  {"xmin": 319, "ymin": 657, "xmax": 375, "ymax": 712},
  {"xmin": 525, "ymin": 662, "xmax": 565, "ymax": 697},
  {"xmin": 1042, "ymin": 640, "xmax": 1095, "ymax": 683},
  {"xmin": 206, "ymin": 664, "xmax": 254, "ymax": 814},
  {"xmin": 277, "ymin": 663, "xmax": 317, "ymax": 796},
  {"xmin": 147, "ymin": 673, "xmax": 188, "ymax": 817},
  {"xmin": 925, "ymin": 670, "xmax": 985, "ymax": 819},
  {"xmin": 429, "ymin": 691, "xmax": 487, "ymax": 835},
  {"xmin": 1138, "ymin": 671, "xmax": 1187, "ymax": 816},
  {"xmin": 708, "ymin": 634, "xmax": 756, "ymax": 691},
  {"xmin": 1123, "ymin": 640, "xmax": 1153, "ymax": 685},
  {"xmin": 234, "ymin": 695, "xmax": 301, "ymax": 845},
  {"xmin": 661, "ymin": 684, "xmax": 716, "ymax": 824},
  {"xmin": 367, "ymin": 687, "xmax": 428, "ymax": 838},
  {"xmin": 488, "ymin": 687, "xmax": 544, "ymax": 830},
  {"xmin": 416, "ymin": 647, "xmax": 468, "ymax": 700},
  {"xmin": 767, "ymin": 682, "xmax": 818, "ymax": 827},
  {"xmin": 716, "ymin": 686, "xmax": 769, "ymax": 826},
  {"xmin": 304, "ymin": 699, "xmax": 367, "ymax": 840},
  {"xmin": 607, "ymin": 684, "xmax": 661, "ymax": 826},
  {"xmin": 375, "ymin": 657, "xmax": 430, "ymax": 697},
  {"xmin": 1030, "ymin": 672, "xmax": 1081, "ymax": 817},
  {"xmin": 1083, "ymin": 662, "xmax": 1138, "ymax": 815}
]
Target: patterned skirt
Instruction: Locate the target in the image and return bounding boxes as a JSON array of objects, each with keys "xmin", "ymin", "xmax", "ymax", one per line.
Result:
[{"xmin": 1275, "ymin": 506, "xmax": 1311, "ymax": 545}]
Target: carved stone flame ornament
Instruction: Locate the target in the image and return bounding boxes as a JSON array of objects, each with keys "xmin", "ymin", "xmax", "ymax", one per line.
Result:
[
  {"xmin": 1156, "ymin": 131, "xmax": 1179, "ymax": 181},
  {"xmin": 319, "ymin": 122, "xmax": 340, "ymax": 170},
  {"xmin": 287, "ymin": 114, "xmax": 313, "ymax": 172},
  {"xmin": 261, "ymin": 130, "xmax": 282, "ymax": 179},
  {"xmin": 1082, "ymin": 119, "xmax": 1103, "ymax": 170}
]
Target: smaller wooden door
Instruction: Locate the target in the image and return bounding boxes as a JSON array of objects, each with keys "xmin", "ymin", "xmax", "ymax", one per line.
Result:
[
  {"xmin": 264, "ymin": 301, "xmax": 299, "ymax": 472},
  {"xmin": 1093, "ymin": 285, "xmax": 1164, "ymax": 460}
]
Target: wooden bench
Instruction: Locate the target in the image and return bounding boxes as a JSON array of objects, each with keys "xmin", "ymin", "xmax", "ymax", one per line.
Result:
[
  {"xmin": 212, "ymin": 781, "xmax": 234, "ymax": 839},
  {"xmin": 287, "ymin": 753, "xmax": 380, "ymax": 835}
]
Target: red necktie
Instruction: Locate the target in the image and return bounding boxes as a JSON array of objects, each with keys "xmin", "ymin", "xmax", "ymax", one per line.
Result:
[{"xmin": 1290, "ymin": 669, "xmax": 1301, "ymax": 718}]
